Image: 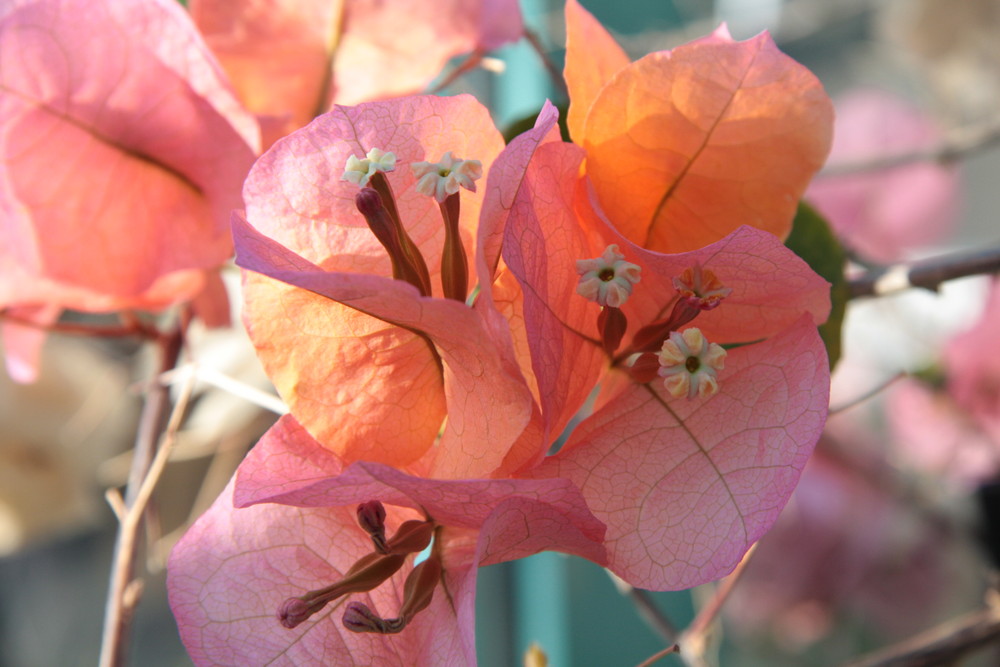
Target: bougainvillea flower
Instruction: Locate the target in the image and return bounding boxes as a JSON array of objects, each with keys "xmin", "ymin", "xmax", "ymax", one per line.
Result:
[
  {"xmin": 563, "ymin": 0, "xmax": 833, "ymax": 253},
  {"xmin": 887, "ymin": 378, "xmax": 1000, "ymax": 488},
  {"xmin": 189, "ymin": 0, "xmax": 523, "ymax": 144},
  {"xmin": 942, "ymin": 279, "xmax": 1000, "ymax": 442},
  {"xmin": 0, "ymin": 0, "xmax": 260, "ymax": 380},
  {"xmin": 807, "ymin": 89, "xmax": 960, "ymax": 263},
  {"xmin": 170, "ymin": 81, "xmax": 832, "ymax": 662}
]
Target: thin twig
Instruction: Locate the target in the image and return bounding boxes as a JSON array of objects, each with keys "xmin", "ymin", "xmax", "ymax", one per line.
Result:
[
  {"xmin": 0, "ymin": 310, "xmax": 157, "ymax": 339},
  {"xmin": 848, "ymin": 245, "xmax": 1000, "ymax": 299},
  {"xmin": 678, "ymin": 544, "xmax": 758, "ymax": 665},
  {"xmin": 840, "ymin": 598, "xmax": 1000, "ymax": 667},
  {"xmin": 828, "ymin": 372, "xmax": 906, "ymax": 415},
  {"xmin": 821, "ymin": 118, "xmax": 1000, "ymax": 176},
  {"xmin": 429, "ymin": 51, "xmax": 488, "ymax": 93},
  {"xmin": 606, "ymin": 569, "xmax": 679, "ymax": 643},
  {"xmin": 159, "ymin": 363, "xmax": 288, "ymax": 416},
  {"xmin": 634, "ymin": 644, "xmax": 681, "ymax": 667},
  {"xmin": 524, "ymin": 28, "xmax": 568, "ymax": 100},
  {"xmin": 98, "ymin": 327, "xmax": 184, "ymax": 667}
]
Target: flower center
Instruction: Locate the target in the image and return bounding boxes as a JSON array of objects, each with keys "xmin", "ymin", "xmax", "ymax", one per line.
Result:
[
  {"xmin": 657, "ymin": 328, "xmax": 727, "ymax": 399},
  {"xmin": 685, "ymin": 356, "xmax": 700, "ymax": 373},
  {"xmin": 411, "ymin": 151, "xmax": 483, "ymax": 203},
  {"xmin": 673, "ymin": 264, "xmax": 733, "ymax": 311},
  {"xmin": 575, "ymin": 244, "xmax": 642, "ymax": 308}
]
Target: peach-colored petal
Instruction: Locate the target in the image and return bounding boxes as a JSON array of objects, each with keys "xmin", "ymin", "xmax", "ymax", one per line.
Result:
[
  {"xmin": 330, "ymin": 0, "xmax": 522, "ymax": 106},
  {"xmin": 190, "ymin": 0, "xmax": 342, "ymax": 132},
  {"xmin": 232, "ymin": 414, "xmax": 606, "ymax": 562},
  {"xmin": 501, "ymin": 140, "xmax": 608, "ymax": 443},
  {"xmin": 0, "ymin": 0, "xmax": 258, "ymax": 309},
  {"xmin": 192, "ymin": 0, "xmax": 523, "ymax": 135},
  {"xmin": 239, "ymin": 95, "xmax": 506, "ymax": 473},
  {"xmin": 538, "ymin": 316, "xmax": 828, "ymax": 589},
  {"xmin": 612, "ymin": 225, "xmax": 832, "ymax": 344},
  {"xmin": 563, "ymin": 0, "xmax": 630, "ymax": 144},
  {"xmin": 234, "ymin": 218, "xmax": 532, "ymax": 478},
  {"xmin": 168, "ymin": 477, "xmax": 471, "ymax": 666},
  {"xmin": 583, "ymin": 30, "xmax": 833, "ymax": 253},
  {"xmin": 474, "ymin": 101, "xmax": 562, "ymax": 431}
]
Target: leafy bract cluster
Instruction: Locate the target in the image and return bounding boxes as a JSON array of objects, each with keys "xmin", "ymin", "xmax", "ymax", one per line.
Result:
[
  {"xmin": 166, "ymin": 2, "xmax": 835, "ymax": 665},
  {"xmin": 0, "ymin": 0, "xmax": 522, "ymax": 381}
]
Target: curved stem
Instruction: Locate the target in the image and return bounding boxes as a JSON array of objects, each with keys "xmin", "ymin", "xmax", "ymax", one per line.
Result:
[{"xmin": 98, "ymin": 326, "xmax": 184, "ymax": 667}]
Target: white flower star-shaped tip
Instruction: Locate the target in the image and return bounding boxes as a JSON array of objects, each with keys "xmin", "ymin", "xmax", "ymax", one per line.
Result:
[
  {"xmin": 342, "ymin": 148, "xmax": 397, "ymax": 187},
  {"xmin": 411, "ymin": 151, "xmax": 483, "ymax": 202},
  {"xmin": 575, "ymin": 244, "xmax": 642, "ymax": 308},
  {"xmin": 657, "ymin": 328, "xmax": 726, "ymax": 399}
]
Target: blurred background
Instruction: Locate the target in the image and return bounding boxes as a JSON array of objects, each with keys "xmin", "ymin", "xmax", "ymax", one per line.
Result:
[{"xmin": 4, "ymin": 0, "xmax": 1000, "ymax": 665}]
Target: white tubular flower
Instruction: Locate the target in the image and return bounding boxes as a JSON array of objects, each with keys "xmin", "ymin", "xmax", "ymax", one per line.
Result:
[
  {"xmin": 657, "ymin": 328, "xmax": 726, "ymax": 399},
  {"xmin": 411, "ymin": 151, "xmax": 483, "ymax": 202},
  {"xmin": 342, "ymin": 148, "xmax": 397, "ymax": 186},
  {"xmin": 575, "ymin": 244, "xmax": 642, "ymax": 308}
]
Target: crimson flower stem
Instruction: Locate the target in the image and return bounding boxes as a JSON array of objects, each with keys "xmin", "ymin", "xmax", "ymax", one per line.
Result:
[{"xmin": 98, "ymin": 327, "xmax": 185, "ymax": 667}]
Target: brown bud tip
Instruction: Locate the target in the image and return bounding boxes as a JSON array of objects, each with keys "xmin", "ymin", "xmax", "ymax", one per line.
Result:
[
  {"xmin": 342, "ymin": 601, "xmax": 390, "ymax": 634},
  {"xmin": 357, "ymin": 500, "xmax": 389, "ymax": 552},
  {"xmin": 355, "ymin": 187, "xmax": 385, "ymax": 217},
  {"xmin": 357, "ymin": 500, "xmax": 386, "ymax": 531},
  {"xmin": 277, "ymin": 597, "xmax": 312, "ymax": 629}
]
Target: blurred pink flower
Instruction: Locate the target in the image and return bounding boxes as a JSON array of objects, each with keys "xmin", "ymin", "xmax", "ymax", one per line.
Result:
[
  {"xmin": 807, "ymin": 89, "xmax": 960, "ymax": 263},
  {"xmin": 0, "ymin": 0, "xmax": 260, "ymax": 380}
]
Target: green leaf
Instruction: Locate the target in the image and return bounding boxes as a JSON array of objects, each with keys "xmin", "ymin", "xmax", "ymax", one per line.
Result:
[
  {"xmin": 502, "ymin": 103, "xmax": 571, "ymax": 144},
  {"xmin": 785, "ymin": 202, "xmax": 848, "ymax": 370}
]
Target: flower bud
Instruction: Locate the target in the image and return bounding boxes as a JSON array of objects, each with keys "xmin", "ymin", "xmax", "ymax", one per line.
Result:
[{"xmin": 357, "ymin": 500, "xmax": 388, "ymax": 553}]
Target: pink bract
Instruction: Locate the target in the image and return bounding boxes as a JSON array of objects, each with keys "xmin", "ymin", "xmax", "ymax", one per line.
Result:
[
  {"xmin": 0, "ymin": 0, "xmax": 259, "ymax": 379},
  {"xmin": 171, "ymin": 83, "xmax": 831, "ymax": 664}
]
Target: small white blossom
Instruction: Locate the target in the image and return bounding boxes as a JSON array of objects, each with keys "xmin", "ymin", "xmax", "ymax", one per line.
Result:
[
  {"xmin": 657, "ymin": 328, "xmax": 726, "ymax": 399},
  {"xmin": 342, "ymin": 147, "xmax": 397, "ymax": 187},
  {"xmin": 411, "ymin": 151, "xmax": 483, "ymax": 202},
  {"xmin": 575, "ymin": 244, "xmax": 642, "ymax": 307}
]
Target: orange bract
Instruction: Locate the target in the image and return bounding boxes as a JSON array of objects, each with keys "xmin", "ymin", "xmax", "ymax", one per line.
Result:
[
  {"xmin": 564, "ymin": 0, "xmax": 629, "ymax": 145},
  {"xmin": 564, "ymin": 2, "xmax": 833, "ymax": 253}
]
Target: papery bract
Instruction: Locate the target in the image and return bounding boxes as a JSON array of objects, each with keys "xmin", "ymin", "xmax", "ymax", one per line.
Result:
[
  {"xmin": 190, "ymin": 0, "xmax": 523, "ymax": 143},
  {"xmin": 171, "ymin": 27, "xmax": 835, "ymax": 658},
  {"xmin": 0, "ymin": 0, "xmax": 259, "ymax": 379},
  {"xmin": 564, "ymin": 0, "xmax": 833, "ymax": 253},
  {"xmin": 496, "ymin": 126, "xmax": 830, "ymax": 587},
  {"xmin": 238, "ymin": 95, "xmax": 518, "ymax": 475},
  {"xmin": 169, "ymin": 414, "xmax": 606, "ymax": 667}
]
